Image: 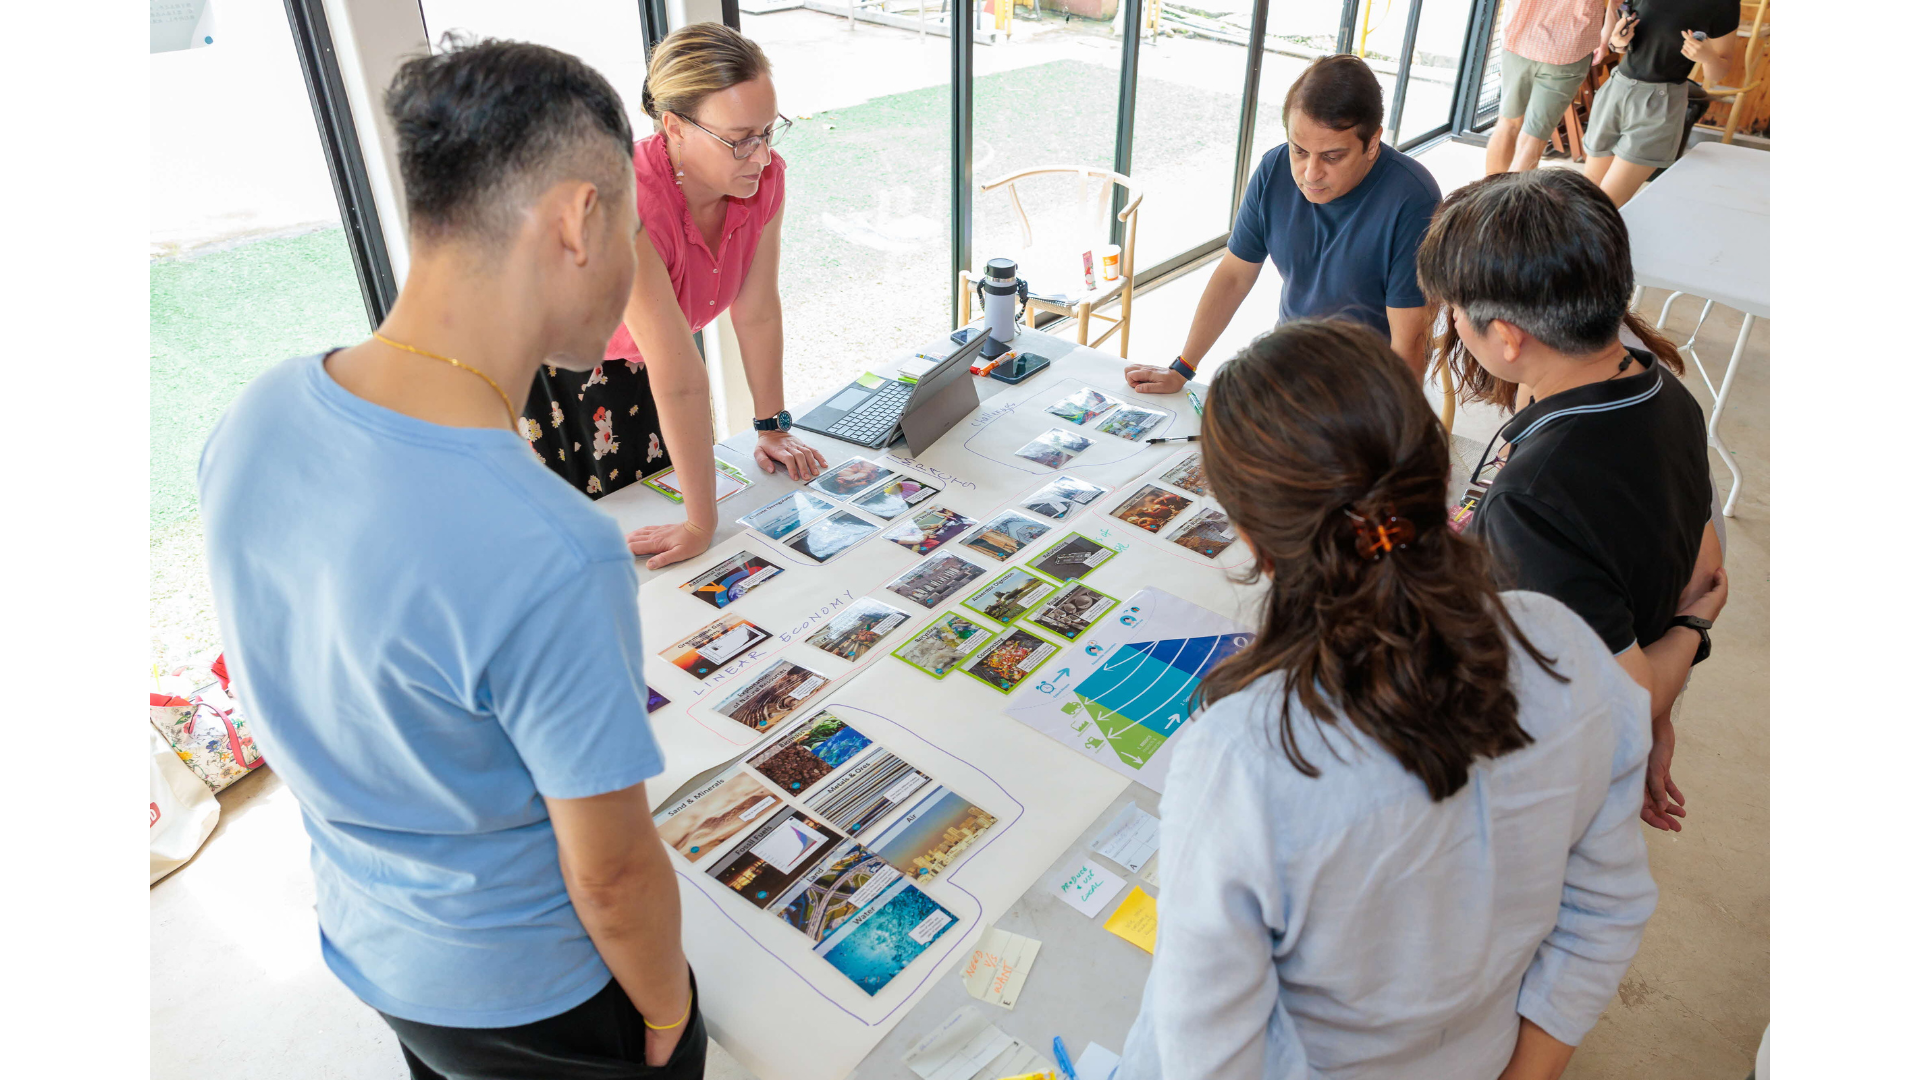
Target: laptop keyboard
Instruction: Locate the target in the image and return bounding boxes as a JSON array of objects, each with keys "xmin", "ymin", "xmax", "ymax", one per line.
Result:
[{"xmin": 827, "ymin": 381, "xmax": 913, "ymax": 443}]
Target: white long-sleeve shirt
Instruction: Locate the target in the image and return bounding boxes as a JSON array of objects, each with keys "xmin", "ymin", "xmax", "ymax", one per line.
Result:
[{"xmin": 1117, "ymin": 591, "xmax": 1657, "ymax": 1080}]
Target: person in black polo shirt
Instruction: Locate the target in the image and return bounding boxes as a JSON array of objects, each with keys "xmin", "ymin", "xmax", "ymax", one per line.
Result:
[{"xmin": 1420, "ymin": 168, "xmax": 1728, "ymax": 833}]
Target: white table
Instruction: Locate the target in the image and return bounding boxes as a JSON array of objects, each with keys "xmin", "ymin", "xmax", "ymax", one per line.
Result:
[{"xmin": 1619, "ymin": 142, "xmax": 1769, "ymax": 516}]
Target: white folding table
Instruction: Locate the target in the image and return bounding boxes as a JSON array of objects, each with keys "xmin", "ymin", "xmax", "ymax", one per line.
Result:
[{"xmin": 1620, "ymin": 142, "xmax": 1769, "ymax": 516}]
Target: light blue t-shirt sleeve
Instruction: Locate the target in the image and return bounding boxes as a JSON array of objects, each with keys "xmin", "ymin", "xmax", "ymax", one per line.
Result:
[
  {"xmin": 484, "ymin": 553, "xmax": 665, "ymax": 800},
  {"xmin": 1384, "ymin": 188, "xmax": 1437, "ymax": 310},
  {"xmin": 1227, "ymin": 149, "xmax": 1279, "ymax": 265}
]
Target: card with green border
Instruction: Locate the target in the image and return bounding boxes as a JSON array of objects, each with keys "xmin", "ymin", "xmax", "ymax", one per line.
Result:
[
  {"xmin": 1027, "ymin": 532, "xmax": 1119, "ymax": 582},
  {"xmin": 960, "ymin": 567, "xmax": 1056, "ymax": 626},
  {"xmin": 891, "ymin": 612, "xmax": 994, "ymax": 679},
  {"xmin": 1021, "ymin": 581, "xmax": 1120, "ymax": 642},
  {"xmin": 960, "ymin": 627, "xmax": 1060, "ymax": 694}
]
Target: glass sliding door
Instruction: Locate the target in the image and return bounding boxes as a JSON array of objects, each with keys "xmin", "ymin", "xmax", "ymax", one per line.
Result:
[
  {"xmin": 1247, "ymin": 0, "xmax": 1355, "ymax": 188},
  {"xmin": 1384, "ymin": 0, "xmax": 1481, "ymax": 147},
  {"xmin": 415, "ymin": 1, "xmax": 651, "ymax": 119}
]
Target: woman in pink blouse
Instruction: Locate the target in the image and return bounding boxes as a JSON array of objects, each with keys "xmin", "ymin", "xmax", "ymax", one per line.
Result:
[{"xmin": 522, "ymin": 23, "xmax": 826, "ymax": 569}]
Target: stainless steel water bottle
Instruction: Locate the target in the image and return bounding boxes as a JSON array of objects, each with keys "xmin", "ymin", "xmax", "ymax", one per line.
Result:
[{"xmin": 977, "ymin": 258, "xmax": 1028, "ymax": 361}]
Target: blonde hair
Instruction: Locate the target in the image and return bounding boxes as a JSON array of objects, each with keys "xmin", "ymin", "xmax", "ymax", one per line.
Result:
[{"xmin": 640, "ymin": 22, "xmax": 771, "ymax": 127}]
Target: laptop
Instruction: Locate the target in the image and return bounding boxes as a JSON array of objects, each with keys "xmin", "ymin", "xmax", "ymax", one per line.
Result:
[{"xmin": 794, "ymin": 331, "xmax": 990, "ymax": 455}]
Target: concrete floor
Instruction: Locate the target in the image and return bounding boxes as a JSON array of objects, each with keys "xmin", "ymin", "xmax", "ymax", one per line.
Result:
[{"xmin": 151, "ymin": 140, "xmax": 1767, "ymax": 1079}]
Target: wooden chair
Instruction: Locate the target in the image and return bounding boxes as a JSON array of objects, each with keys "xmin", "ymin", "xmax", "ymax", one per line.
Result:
[
  {"xmin": 1694, "ymin": 0, "xmax": 1770, "ymax": 142},
  {"xmin": 959, "ymin": 166, "xmax": 1143, "ymax": 358}
]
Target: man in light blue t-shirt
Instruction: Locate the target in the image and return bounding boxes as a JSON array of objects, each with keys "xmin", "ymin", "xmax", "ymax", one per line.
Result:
[
  {"xmin": 201, "ymin": 41, "xmax": 705, "ymax": 1077},
  {"xmin": 1126, "ymin": 54, "xmax": 1441, "ymax": 394}
]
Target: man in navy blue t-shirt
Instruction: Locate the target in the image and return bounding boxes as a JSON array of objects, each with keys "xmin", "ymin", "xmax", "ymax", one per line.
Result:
[{"xmin": 1126, "ymin": 55, "xmax": 1442, "ymax": 393}]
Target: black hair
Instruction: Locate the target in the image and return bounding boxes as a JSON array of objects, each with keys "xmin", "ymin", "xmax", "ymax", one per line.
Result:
[
  {"xmin": 1418, "ymin": 169, "xmax": 1685, "ymax": 410},
  {"xmin": 1283, "ymin": 54, "xmax": 1384, "ymax": 148},
  {"xmin": 385, "ymin": 36, "xmax": 633, "ymax": 244}
]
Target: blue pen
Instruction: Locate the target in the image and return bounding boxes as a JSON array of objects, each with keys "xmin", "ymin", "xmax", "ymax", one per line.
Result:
[{"xmin": 1052, "ymin": 1036, "xmax": 1080, "ymax": 1080}]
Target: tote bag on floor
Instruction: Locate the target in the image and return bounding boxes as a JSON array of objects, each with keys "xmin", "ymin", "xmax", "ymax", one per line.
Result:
[{"xmin": 151, "ymin": 725, "xmax": 219, "ymax": 884}]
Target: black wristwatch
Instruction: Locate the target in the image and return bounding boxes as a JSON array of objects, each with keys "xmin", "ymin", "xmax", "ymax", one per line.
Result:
[
  {"xmin": 1670, "ymin": 615, "xmax": 1712, "ymax": 666},
  {"xmin": 752, "ymin": 410, "xmax": 792, "ymax": 433}
]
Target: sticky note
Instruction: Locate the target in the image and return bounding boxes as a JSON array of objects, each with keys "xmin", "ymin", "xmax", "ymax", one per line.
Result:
[
  {"xmin": 1054, "ymin": 859, "xmax": 1126, "ymax": 918},
  {"xmin": 856, "ymin": 371, "xmax": 886, "ymax": 389},
  {"xmin": 1139, "ymin": 852, "xmax": 1161, "ymax": 889},
  {"xmin": 1103, "ymin": 887, "xmax": 1157, "ymax": 953},
  {"xmin": 1075, "ymin": 1041, "xmax": 1123, "ymax": 1080},
  {"xmin": 1090, "ymin": 802, "xmax": 1160, "ymax": 873},
  {"xmin": 961, "ymin": 926, "xmax": 1043, "ymax": 1010}
]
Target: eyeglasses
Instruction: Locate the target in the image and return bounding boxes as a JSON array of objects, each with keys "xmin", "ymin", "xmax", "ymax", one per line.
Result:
[{"xmin": 673, "ymin": 112, "xmax": 792, "ymax": 161}]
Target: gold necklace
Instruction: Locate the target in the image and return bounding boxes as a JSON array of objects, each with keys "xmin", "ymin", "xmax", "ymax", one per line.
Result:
[{"xmin": 371, "ymin": 332, "xmax": 517, "ymax": 425}]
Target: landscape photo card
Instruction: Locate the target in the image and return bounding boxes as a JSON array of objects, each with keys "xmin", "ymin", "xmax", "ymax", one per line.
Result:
[
  {"xmin": 959, "ymin": 511, "xmax": 1052, "ymax": 563},
  {"xmin": 1045, "ymin": 387, "xmax": 1118, "ymax": 425},
  {"xmin": 816, "ymin": 877, "xmax": 958, "ymax": 996},
  {"xmin": 1158, "ymin": 451, "xmax": 1210, "ymax": 497},
  {"xmin": 1168, "ymin": 508, "xmax": 1238, "ymax": 558},
  {"xmin": 809, "ymin": 458, "xmax": 895, "ymax": 499},
  {"xmin": 1013, "ymin": 428, "xmax": 1093, "ymax": 470},
  {"xmin": 1029, "ymin": 532, "xmax": 1119, "ymax": 582},
  {"xmin": 805, "ymin": 597, "xmax": 913, "ymax": 662},
  {"xmin": 849, "ymin": 476, "xmax": 941, "ymax": 520},
  {"xmin": 680, "ymin": 551, "xmax": 784, "ymax": 610},
  {"xmin": 748, "ymin": 710, "xmax": 875, "ymax": 796},
  {"xmin": 1110, "ymin": 483, "xmax": 1194, "ymax": 534},
  {"xmin": 659, "ymin": 614, "xmax": 771, "ymax": 679},
  {"xmin": 1096, "ymin": 404, "xmax": 1172, "ymax": 442},
  {"xmin": 885, "ymin": 552, "xmax": 988, "ymax": 610},
  {"xmin": 653, "ymin": 769, "xmax": 783, "ymax": 863},
  {"xmin": 705, "ymin": 804, "xmax": 843, "ymax": 908},
  {"xmin": 737, "ymin": 490, "xmax": 836, "ymax": 541},
  {"xmin": 963, "ymin": 627, "xmax": 1060, "ymax": 694},
  {"xmin": 881, "ymin": 506, "xmax": 978, "ymax": 556},
  {"xmin": 712, "ymin": 659, "xmax": 832, "ymax": 733},
  {"xmin": 869, "ymin": 786, "xmax": 999, "ymax": 882},
  {"xmin": 961, "ymin": 568, "xmax": 1056, "ymax": 627},
  {"xmin": 1020, "ymin": 474, "xmax": 1109, "ymax": 520},
  {"xmin": 771, "ymin": 839, "xmax": 902, "ymax": 944},
  {"xmin": 893, "ymin": 612, "xmax": 994, "ymax": 679},
  {"xmin": 783, "ymin": 510, "xmax": 880, "ymax": 563}
]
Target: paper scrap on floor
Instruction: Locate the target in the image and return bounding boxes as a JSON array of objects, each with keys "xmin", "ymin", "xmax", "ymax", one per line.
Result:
[
  {"xmin": 960, "ymin": 926, "xmax": 1043, "ymax": 1010},
  {"xmin": 1055, "ymin": 859, "xmax": 1126, "ymax": 918},
  {"xmin": 1139, "ymin": 852, "xmax": 1161, "ymax": 888},
  {"xmin": 905, "ymin": 1005, "xmax": 1051, "ymax": 1080},
  {"xmin": 1075, "ymin": 1041, "xmax": 1123, "ymax": 1080},
  {"xmin": 1103, "ymin": 887, "xmax": 1158, "ymax": 953},
  {"xmin": 1090, "ymin": 801, "xmax": 1160, "ymax": 873}
]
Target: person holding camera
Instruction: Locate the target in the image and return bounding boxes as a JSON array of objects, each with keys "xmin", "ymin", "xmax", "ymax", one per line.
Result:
[
  {"xmin": 1582, "ymin": 0, "xmax": 1743, "ymax": 205},
  {"xmin": 1485, "ymin": 0, "xmax": 1616, "ymax": 175}
]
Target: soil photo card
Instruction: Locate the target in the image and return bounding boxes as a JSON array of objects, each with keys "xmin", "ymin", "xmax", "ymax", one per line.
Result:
[
  {"xmin": 653, "ymin": 769, "xmax": 783, "ymax": 862},
  {"xmin": 817, "ymin": 878, "xmax": 958, "ymax": 996},
  {"xmin": 713, "ymin": 659, "xmax": 832, "ymax": 733},
  {"xmin": 1013, "ymin": 428, "xmax": 1093, "ymax": 469},
  {"xmin": 738, "ymin": 490, "xmax": 835, "ymax": 541},
  {"xmin": 849, "ymin": 476, "xmax": 940, "ymax": 520},
  {"xmin": 705, "ymin": 805, "xmax": 843, "ymax": 908},
  {"xmin": 1168, "ymin": 508, "xmax": 1238, "ymax": 558},
  {"xmin": 772, "ymin": 839, "xmax": 902, "ymax": 944},
  {"xmin": 784, "ymin": 510, "xmax": 880, "ymax": 563},
  {"xmin": 680, "ymin": 552, "xmax": 784, "ymax": 610},
  {"xmin": 1158, "ymin": 451, "xmax": 1210, "ymax": 497},
  {"xmin": 659, "ymin": 614, "xmax": 772, "ymax": 679},
  {"xmin": 748, "ymin": 711, "xmax": 874, "ymax": 796},
  {"xmin": 1020, "ymin": 474, "xmax": 1109, "ymax": 520},
  {"xmin": 1096, "ymin": 404, "xmax": 1172, "ymax": 442},
  {"xmin": 885, "ymin": 552, "xmax": 988, "ymax": 610},
  {"xmin": 963, "ymin": 627, "xmax": 1060, "ymax": 694},
  {"xmin": 1045, "ymin": 387, "xmax": 1117, "ymax": 425},
  {"xmin": 1030, "ymin": 532, "xmax": 1119, "ymax": 582},
  {"xmin": 809, "ymin": 458, "xmax": 895, "ymax": 499},
  {"xmin": 881, "ymin": 506, "xmax": 978, "ymax": 556},
  {"xmin": 962, "ymin": 568, "xmax": 1056, "ymax": 626},
  {"xmin": 893, "ymin": 613, "xmax": 994, "ymax": 679},
  {"xmin": 1110, "ymin": 483, "xmax": 1193, "ymax": 534},
  {"xmin": 643, "ymin": 459, "xmax": 753, "ymax": 503},
  {"xmin": 868, "ymin": 786, "xmax": 999, "ymax": 882},
  {"xmin": 1025, "ymin": 582, "xmax": 1120, "ymax": 642},
  {"xmin": 959, "ymin": 511, "xmax": 1052, "ymax": 562},
  {"xmin": 805, "ymin": 598, "xmax": 912, "ymax": 662}
]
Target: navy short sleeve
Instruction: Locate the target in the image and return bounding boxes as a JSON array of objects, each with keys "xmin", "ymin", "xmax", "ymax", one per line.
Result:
[
  {"xmin": 485, "ymin": 554, "xmax": 665, "ymax": 800},
  {"xmin": 1228, "ymin": 148, "xmax": 1281, "ymax": 265},
  {"xmin": 1384, "ymin": 196, "xmax": 1436, "ymax": 310},
  {"xmin": 1476, "ymin": 492, "xmax": 1638, "ymax": 654}
]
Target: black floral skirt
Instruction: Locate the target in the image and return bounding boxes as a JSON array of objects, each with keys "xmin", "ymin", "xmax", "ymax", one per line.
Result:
[{"xmin": 520, "ymin": 360, "xmax": 671, "ymax": 499}]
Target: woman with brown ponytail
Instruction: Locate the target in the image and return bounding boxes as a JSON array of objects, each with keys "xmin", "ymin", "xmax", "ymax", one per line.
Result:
[
  {"xmin": 1115, "ymin": 321, "xmax": 1656, "ymax": 1080},
  {"xmin": 521, "ymin": 22, "xmax": 827, "ymax": 569}
]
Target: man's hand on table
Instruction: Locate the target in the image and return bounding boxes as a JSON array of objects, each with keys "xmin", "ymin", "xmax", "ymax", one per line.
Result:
[
  {"xmin": 1124, "ymin": 363, "xmax": 1189, "ymax": 395},
  {"xmin": 628, "ymin": 521, "xmax": 714, "ymax": 570},
  {"xmin": 754, "ymin": 430, "xmax": 828, "ymax": 482}
]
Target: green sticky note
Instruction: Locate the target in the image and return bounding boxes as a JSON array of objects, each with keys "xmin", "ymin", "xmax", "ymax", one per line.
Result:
[{"xmin": 855, "ymin": 372, "xmax": 885, "ymax": 389}]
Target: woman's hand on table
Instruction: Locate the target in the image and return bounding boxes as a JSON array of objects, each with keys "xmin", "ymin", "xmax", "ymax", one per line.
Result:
[
  {"xmin": 754, "ymin": 430, "xmax": 828, "ymax": 482},
  {"xmin": 627, "ymin": 520, "xmax": 714, "ymax": 570}
]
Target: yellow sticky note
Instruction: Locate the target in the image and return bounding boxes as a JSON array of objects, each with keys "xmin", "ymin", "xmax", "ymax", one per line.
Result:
[{"xmin": 1103, "ymin": 887, "xmax": 1158, "ymax": 954}]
